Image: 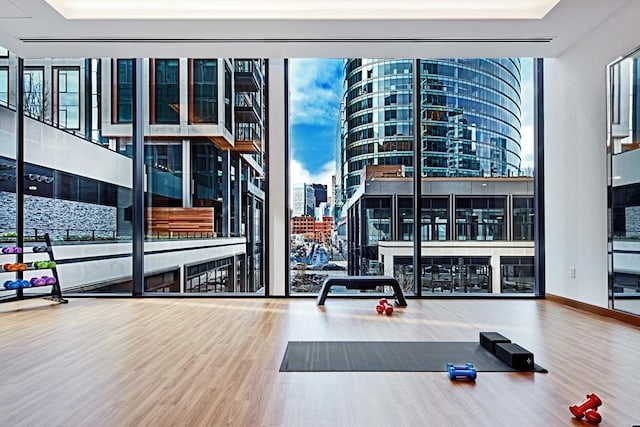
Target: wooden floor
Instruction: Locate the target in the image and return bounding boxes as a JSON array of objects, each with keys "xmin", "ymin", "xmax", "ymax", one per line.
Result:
[{"xmin": 0, "ymin": 297, "xmax": 639, "ymax": 427}]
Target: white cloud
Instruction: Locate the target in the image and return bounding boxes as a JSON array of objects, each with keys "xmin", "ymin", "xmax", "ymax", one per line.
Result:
[
  {"xmin": 289, "ymin": 59, "xmax": 343, "ymax": 127},
  {"xmin": 289, "ymin": 158, "xmax": 335, "ymax": 198},
  {"xmin": 520, "ymin": 124, "xmax": 534, "ymax": 172}
]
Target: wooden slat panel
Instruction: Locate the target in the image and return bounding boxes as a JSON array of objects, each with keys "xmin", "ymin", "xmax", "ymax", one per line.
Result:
[{"xmin": 146, "ymin": 207, "xmax": 215, "ymax": 236}]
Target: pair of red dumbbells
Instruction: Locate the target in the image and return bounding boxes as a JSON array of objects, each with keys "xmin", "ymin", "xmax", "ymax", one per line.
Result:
[
  {"xmin": 569, "ymin": 393, "xmax": 602, "ymax": 424},
  {"xmin": 375, "ymin": 298, "xmax": 394, "ymax": 315}
]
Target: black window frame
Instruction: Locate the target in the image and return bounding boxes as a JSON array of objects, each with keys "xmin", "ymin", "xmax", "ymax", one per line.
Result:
[{"xmin": 53, "ymin": 66, "xmax": 81, "ymax": 130}]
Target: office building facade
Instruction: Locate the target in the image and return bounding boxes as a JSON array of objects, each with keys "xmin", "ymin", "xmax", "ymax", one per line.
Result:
[{"xmin": 341, "ymin": 58, "xmax": 523, "ymax": 198}]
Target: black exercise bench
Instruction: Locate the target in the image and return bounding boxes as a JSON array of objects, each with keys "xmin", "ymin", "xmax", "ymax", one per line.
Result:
[{"xmin": 316, "ymin": 276, "xmax": 408, "ymax": 306}]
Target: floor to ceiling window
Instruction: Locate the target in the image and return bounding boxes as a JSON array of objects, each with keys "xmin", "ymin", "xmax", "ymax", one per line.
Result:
[
  {"xmin": 1, "ymin": 51, "xmax": 268, "ymax": 299},
  {"xmin": 0, "ymin": 53, "xmax": 133, "ymax": 297},
  {"xmin": 288, "ymin": 57, "xmax": 540, "ymax": 296}
]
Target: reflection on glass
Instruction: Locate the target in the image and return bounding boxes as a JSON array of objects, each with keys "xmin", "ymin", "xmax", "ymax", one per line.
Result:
[
  {"xmin": 608, "ymin": 53, "xmax": 640, "ymax": 314},
  {"xmin": 0, "ymin": 56, "xmax": 17, "ymax": 298},
  {"xmin": 190, "ymin": 59, "xmax": 218, "ymax": 123},
  {"xmin": 1, "ymin": 53, "xmax": 266, "ymax": 298},
  {"xmin": 53, "ymin": 67, "xmax": 80, "ymax": 129},
  {"xmin": 0, "ymin": 56, "xmax": 133, "ymax": 296},
  {"xmin": 513, "ymin": 197, "xmax": 534, "ymax": 240},
  {"xmin": 455, "ymin": 197, "xmax": 506, "ymax": 241},
  {"xmin": 143, "ymin": 58, "xmax": 266, "ymax": 294},
  {"xmin": 0, "ymin": 67, "xmax": 8, "ymax": 106},
  {"xmin": 116, "ymin": 59, "xmax": 133, "ymax": 124},
  {"xmin": 23, "ymin": 67, "xmax": 44, "ymax": 120},
  {"xmin": 501, "ymin": 256, "xmax": 534, "ymax": 293},
  {"xmin": 289, "ymin": 57, "xmax": 536, "ymax": 296}
]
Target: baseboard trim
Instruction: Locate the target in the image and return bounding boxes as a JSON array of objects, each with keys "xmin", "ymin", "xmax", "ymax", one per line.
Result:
[{"xmin": 546, "ymin": 294, "xmax": 640, "ymax": 327}]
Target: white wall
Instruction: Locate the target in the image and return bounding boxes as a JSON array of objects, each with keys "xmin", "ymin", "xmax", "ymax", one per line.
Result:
[
  {"xmin": 544, "ymin": 1, "xmax": 640, "ymax": 307},
  {"xmin": 268, "ymin": 59, "xmax": 287, "ymax": 296}
]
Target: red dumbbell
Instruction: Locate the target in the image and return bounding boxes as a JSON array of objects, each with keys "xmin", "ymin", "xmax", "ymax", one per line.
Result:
[
  {"xmin": 569, "ymin": 393, "xmax": 602, "ymax": 420},
  {"xmin": 583, "ymin": 409, "xmax": 602, "ymax": 425},
  {"xmin": 376, "ymin": 299, "xmax": 393, "ymax": 315}
]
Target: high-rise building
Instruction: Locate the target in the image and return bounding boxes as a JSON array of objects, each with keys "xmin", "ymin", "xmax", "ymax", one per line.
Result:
[
  {"xmin": 310, "ymin": 183, "xmax": 327, "ymax": 207},
  {"xmin": 341, "ymin": 59, "xmax": 522, "ymax": 197},
  {"xmin": 291, "ymin": 183, "xmax": 315, "ymax": 217}
]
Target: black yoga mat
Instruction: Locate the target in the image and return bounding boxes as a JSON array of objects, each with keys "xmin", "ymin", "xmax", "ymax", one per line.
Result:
[{"xmin": 279, "ymin": 341, "xmax": 548, "ymax": 373}]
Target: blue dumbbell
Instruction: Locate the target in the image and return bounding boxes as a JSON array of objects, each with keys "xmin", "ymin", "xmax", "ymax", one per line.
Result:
[
  {"xmin": 447, "ymin": 363, "xmax": 477, "ymax": 380},
  {"xmin": 18, "ymin": 280, "xmax": 31, "ymax": 288},
  {"xmin": 3, "ymin": 280, "xmax": 20, "ymax": 290}
]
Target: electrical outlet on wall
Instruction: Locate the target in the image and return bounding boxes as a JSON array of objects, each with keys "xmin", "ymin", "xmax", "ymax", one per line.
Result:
[{"xmin": 570, "ymin": 267, "xmax": 576, "ymax": 278}]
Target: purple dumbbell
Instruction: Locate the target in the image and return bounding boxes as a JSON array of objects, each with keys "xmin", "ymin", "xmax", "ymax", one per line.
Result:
[
  {"xmin": 30, "ymin": 277, "xmax": 46, "ymax": 286},
  {"xmin": 2, "ymin": 247, "xmax": 15, "ymax": 254},
  {"xmin": 44, "ymin": 276, "xmax": 57, "ymax": 285}
]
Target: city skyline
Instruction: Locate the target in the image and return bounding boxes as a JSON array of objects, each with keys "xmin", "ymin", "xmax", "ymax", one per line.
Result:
[{"xmin": 289, "ymin": 58, "xmax": 535, "ymax": 190}]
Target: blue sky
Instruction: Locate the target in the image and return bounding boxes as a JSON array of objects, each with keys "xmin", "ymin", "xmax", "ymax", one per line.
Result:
[
  {"xmin": 289, "ymin": 59, "xmax": 343, "ymax": 188},
  {"xmin": 289, "ymin": 58, "xmax": 535, "ymax": 187}
]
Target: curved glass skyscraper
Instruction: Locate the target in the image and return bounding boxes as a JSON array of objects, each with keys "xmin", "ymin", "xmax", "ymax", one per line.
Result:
[{"xmin": 341, "ymin": 58, "xmax": 522, "ymax": 197}]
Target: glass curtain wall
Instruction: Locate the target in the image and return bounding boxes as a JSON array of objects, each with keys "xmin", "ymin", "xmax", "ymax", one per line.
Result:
[
  {"xmin": 608, "ymin": 51, "xmax": 640, "ymax": 315},
  {"xmin": 415, "ymin": 58, "xmax": 536, "ymax": 295},
  {"xmin": 287, "ymin": 57, "xmax": 538, "ymax": 296},
  {"xmin": 2, "ymin": 51, "xmax": 267, "ymax": 299},
  {"xmin": 143, "ymin": 58, "xmax": 267, "ymax": 295},
  {"xmin": 1, "ymin": 52, "xmax": 133, "ymax": 298},
  {"xmin": 0, "ymin": 48, "xmax": 17, "ymax": 300},
  {"xmin": 288, "ymin": 58, "xmax": 416, "ymax": 295}
]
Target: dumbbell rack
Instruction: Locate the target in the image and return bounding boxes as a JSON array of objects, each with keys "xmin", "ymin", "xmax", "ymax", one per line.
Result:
[{"xmin": 1, "ymin": 232, "xmax": 67, "ymax": 304}]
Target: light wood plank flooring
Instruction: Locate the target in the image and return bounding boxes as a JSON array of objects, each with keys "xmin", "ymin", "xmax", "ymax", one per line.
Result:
[{"xmin": 0, "ymin": 297, "xmax": 639, "ymax": 427}]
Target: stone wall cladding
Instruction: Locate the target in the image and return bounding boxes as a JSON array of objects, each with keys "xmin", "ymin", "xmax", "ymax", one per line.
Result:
[{"xmin": 0, "ymin": 191, "xmax": 116, "ymax": 240}]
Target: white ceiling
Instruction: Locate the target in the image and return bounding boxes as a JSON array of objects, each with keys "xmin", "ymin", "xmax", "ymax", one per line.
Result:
[
  {"xmin": 0, "ymin": 0, "xmax": 633, "ymax": 59},
  {"xmin": 43, "ymin": 0, "xmax": 561, "ymax": 21}
]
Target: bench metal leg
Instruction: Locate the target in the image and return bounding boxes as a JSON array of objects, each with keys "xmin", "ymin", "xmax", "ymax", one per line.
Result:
[
  {"xmin": 392, "ymin": 285, "xmax": 408, "ymax": 306},
  {"xmin": 317, "ymin": 283, "xmax": 331, "ymax": 305}
]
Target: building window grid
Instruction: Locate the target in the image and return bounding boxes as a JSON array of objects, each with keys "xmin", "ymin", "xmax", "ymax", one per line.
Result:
[
  {"xmin": 53, "ymin": 67, "xmax": 80, "ymax": 130},
  {"xmin": 450, "ymin": 58, "xmax": 522, "ymax": 92},
  {"xmin": 423, "ymin": 88, "xmax": 522, "ymax": 129},
  {"xmin": 23, "ymin": 67, "xmax": 44, "ymax": 120},
  {"xmin": 190, "ymin": 59, "xmax": 218, "ymax": 124},
  {"xmin": 422, "ymin": 77, "xmax": 522, "ymax": 117},
  {"xmin": 437, "ymin": 58, "xmax": 522, "ymax": 93},
  {"xmin": 422, "ymin": 77, "xmax": 522, "ymax": 120},
  {"xmin": 115, "ymin": 59, "xmax": 133, "ymax": 124},
  {"xmin": 0, "ymin": 67, "xmax": 8, "ymax": 106},
  {"xmin": 153, "ymin": 59, "xmax": 180, "ymax": 124},
  {"xmin": 455, "ymin": 197, "xmax": 507, "ymax": 241},
  {"xmin": 422, "ymin": 62, "xmax": 521, "ymax": 107},
  {"xmin": 224, "ymin": 64, "xmax": 232, "ymax": 132},
  {"xmin": 422, "ymin": 62, "xmax": 521, "ymax": 105}
]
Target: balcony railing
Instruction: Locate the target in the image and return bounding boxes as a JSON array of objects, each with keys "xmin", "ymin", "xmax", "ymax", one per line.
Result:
[
  {"xmin": 235, "ymin": 123, "xmax": 262, "ymax": 143},
  {"xmin": 0, "ymin": 228, "xmax": 221, "ymax": 243},
  {"xmin": 235, "ymin": 92, "xmax": 261, "ymax": 123},
  {"xmin": 234, "ymin": 59, "xmax": 262, "ymax": 92}
]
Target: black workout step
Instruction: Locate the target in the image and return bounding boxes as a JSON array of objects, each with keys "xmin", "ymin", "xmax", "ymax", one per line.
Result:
[
  {"xmin": 495, "ymin": 342, "xmax": 534, "ymax": 370},
  {"xmin": 479, "ymin": 332, "xmax": 512, "ymax": 354}
]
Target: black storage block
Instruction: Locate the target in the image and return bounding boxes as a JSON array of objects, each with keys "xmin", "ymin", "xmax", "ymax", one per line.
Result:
[
  {"xmin": 495, "ymin": 342, "xmax": 534, "ymax": 370},
  {"xmin": 479, "ymin": 332, "xmax": 511, "ymax": 354}
]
